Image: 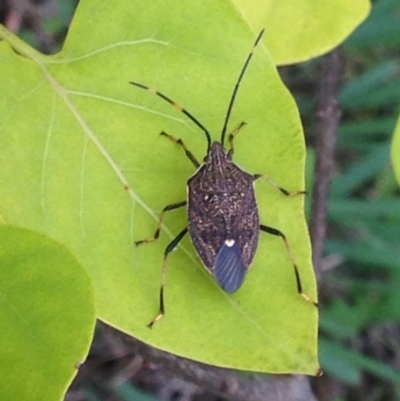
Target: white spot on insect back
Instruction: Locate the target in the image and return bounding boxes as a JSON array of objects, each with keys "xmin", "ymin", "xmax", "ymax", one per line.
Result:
[{"xmin": 225, "ymin": 239, "xmax": 235, "ymax": 247}]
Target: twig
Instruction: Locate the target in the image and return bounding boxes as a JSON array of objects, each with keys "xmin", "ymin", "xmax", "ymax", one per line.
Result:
[
  {"xmin": 310, "ymin": 49, "xmax": 342, "ymax": 279},
  {"xmin": 102, "ymin": 324, "xmax": 318, "ymax": 401},
  {"xmin": 309, "ymin": 47, "xmax": 344, "ymax": 401}
]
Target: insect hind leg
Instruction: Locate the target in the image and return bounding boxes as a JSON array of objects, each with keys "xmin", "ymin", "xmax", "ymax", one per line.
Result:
[
  {"xmin": 135, "ymin": 200, "xmax": 186, "ymax": 246},
  {"xmin": 160, "ymin": 131, "xmax": 200, "ymax": 168},
  {"xmin": 259, "ymin": 224, "xmax": 318, "ymax": 307},
  {"xmin": 148, "ymin": 227, "xmax": 188, "ymax": 328}
]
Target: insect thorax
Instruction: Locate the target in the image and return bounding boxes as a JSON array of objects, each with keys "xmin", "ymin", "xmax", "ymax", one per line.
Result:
[
  {"xmin": 187, "ymin": 141, "xmax": 259, "ymax": 241},
  {"xmin": 188, "ymin": 141, "xmax": 254, "ymax": 195}
]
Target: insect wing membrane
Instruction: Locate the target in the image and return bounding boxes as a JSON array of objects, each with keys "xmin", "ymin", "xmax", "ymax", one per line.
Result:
[{"xmin": 214, "ymin": 241, "xmax": 246, "ymax": 293}]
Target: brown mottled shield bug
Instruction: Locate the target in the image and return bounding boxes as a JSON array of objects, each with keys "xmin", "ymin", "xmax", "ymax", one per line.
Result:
[{"xmin": 131, "ymin": 30, "xmax": 317, "ymax": 328}]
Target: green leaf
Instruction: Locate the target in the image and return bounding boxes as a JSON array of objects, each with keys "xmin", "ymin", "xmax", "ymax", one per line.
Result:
[
  {"xmin": 319, "ymin": 340, "xmax": 361, "ymax": 385},
  {"xmin": 0, "ymin": 0, "xmax": 318, "ymax": 374},
  {"xmin": 338, "ymin": 118, "xmax": 396, "ymax": 143},
  {"xmin": 391, "ymin": 114, "xmax": 400, "ymax": 186},
  {"xmin": 329, "ymin": 199, "xmax": 400, "ymax": 220},
  {"xmin": 116, "ymin": 383, "xmax": 160, "ymax": 401},
  {"xmin": 326, "ymin": 239, "xmax": 400, "ymax": 271},
  {"xmin": 320, "ymin": 339, "xmax": 400, "ymax": 385},
  {"xmin": 339, "ymin": 60, "xmax": 400, "ymax": 110},
  {"xmin": 330, "ymin": 144, "xmax": 389, "ymax": 197},
  {"xmin": 231, "ymin": 0, "xmax": 370, "ymax": 65},
  {"xmin": 0, "ymin": 226, "xmax": 95, "ymax": 401},
  {"xmin": 345, "ymin": 0, "xmax": 400, "ymax": 49}
]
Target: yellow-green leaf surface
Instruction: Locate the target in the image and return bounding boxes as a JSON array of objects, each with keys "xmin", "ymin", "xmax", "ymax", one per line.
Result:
[
  {"xmin": 232, "ymin": 0, "xmax": 370, "ymax": 65},
  {"xmin": 0, "ymin": 0, "xmax": 318, "ymax": 374},
  {"xmin": 391, "ymin": 115, "xmax": 400, "ymax": 185},
  {"xmin": 0, "ymin": 226, "xmax": 95, "ymax": 401}
]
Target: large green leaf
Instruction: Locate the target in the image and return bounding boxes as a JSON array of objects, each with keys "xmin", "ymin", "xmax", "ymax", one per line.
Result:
[
  {"xmin": 391, "ymin": 114, "xmax": 400, "ymax": 185},
  {"xmin": 0, "ymin": 226, "xmax": 95, "ymax": 401},
  {"xmin": 0, "ymin": 0, "xmax": 318, "ymax": 373},
  {"xmin": 232, "ymin": 0, "xmax": 370, "ymax": 65}
]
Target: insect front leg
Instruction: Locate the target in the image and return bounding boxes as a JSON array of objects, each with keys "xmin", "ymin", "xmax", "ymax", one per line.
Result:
[
  {"xmin": 227, "ymin": 121, "xmax": 247, "ymax": 159},
  {"xmin": 259, "ymin": 224, "xmax": 318, "ymax": 307},
  {"xmin": 253, "ymin": 174, "xmax": 306, "ymax": 197},
  {"xmin": 160, "ymin": 131, "xmax": 200, "ymax": 168},
  {"xmin": 135, "ymin": 200, "xmax": 187, "ymax": 246},
  {"xmin": 148, "ymin": 227, "xmax": 188, "ymax": 328}
]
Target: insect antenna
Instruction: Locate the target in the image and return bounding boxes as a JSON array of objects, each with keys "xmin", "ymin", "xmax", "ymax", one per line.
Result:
[
  {"xmin": 220, "ymin": 30, "xmax": 265, "ymax": 147},
  {"xmin": 130, "ymin": 82, "xmax": 212, "ymax": 152}
]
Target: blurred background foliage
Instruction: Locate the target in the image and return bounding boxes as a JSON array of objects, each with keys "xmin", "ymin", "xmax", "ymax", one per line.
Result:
[
  {"xmin": 289, "ymin": 0, "xmax": 400, "ymax": 398},
  {"xmin": 1, "ymin": 0, "xmax": 399, "ymax": 400}
]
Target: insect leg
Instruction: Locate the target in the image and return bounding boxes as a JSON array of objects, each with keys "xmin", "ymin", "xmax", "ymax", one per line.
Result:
[
  {"xmin": 148, "ymin": 227, "xmax": 188, "ymax": 328},
  {"xmin": 254, "ymin": 174, "xmax": 306, "ymax": 196},
  {"xmin": 227, "ymin": 121, "xmax": 247, "ymax": 159},
  {"xmin": 160, "ymin": 131, "xmax": 200, "ymax": 168},
  {"xmin": 259, "ymin": 224, "xmax": 318, "ymax": 307},
  {"xmin": 135, "ymin": 201, "xmax": 187, "ymax": 246}
]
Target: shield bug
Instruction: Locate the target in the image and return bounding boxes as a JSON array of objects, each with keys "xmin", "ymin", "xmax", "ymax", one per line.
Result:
[{"xmin": 132, "ymin": 30, "xmax": 317, "ymax": 328}]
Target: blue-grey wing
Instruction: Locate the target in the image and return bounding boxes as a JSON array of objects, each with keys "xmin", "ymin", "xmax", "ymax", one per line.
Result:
[{"xmin": 214, "ymin": 242, "xmax": 247, "ymax": 293}]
